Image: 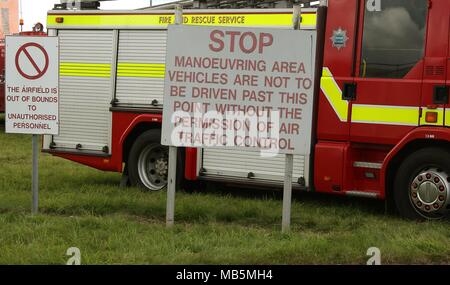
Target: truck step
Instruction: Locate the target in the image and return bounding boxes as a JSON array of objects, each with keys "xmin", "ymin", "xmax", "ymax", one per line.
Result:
[{"xmin": 353, "ymin": 161, "xmax": 382, "ymax": 169}]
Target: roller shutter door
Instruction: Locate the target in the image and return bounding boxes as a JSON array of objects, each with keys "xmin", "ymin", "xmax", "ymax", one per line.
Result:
[
  {"xmin": 202, "ymin": 148, "xmax": 308, "ymax": 185},
  {"xmin": 53, "ymin": 30, "xmax": 114, "ymax": 152},
  {"xmin": 116, "ymin": 30, "xmax": 167, "ymax": 107}
]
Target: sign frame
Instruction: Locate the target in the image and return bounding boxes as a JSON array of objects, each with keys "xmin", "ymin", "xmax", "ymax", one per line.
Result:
[
  {"xmin": 161, "ymin": 25, "xmax": 317, "ymax": 156},
  {"xmin": 5, "ymin": 35, "xmax": 60, "ymax": 136}
]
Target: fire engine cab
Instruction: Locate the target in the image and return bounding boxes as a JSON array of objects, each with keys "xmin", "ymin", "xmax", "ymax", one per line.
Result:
[{"xmin": 42, "ymin": 0, "xmax": 450, "ymax": 220}]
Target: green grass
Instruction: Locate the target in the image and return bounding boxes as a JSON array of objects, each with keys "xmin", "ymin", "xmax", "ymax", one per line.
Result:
[{"xmin": 0, "ymin": 117, "xmax": 449, "ymax": 265}]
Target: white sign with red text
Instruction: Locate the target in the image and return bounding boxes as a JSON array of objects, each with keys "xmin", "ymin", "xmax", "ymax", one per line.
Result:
[
  {"xmin": 162, "ymin": 25, "xmax": 316, "ymax": 155},
  {"xmin": 5, "ymin": 36, "xmax": 59, "ymax": 135}
]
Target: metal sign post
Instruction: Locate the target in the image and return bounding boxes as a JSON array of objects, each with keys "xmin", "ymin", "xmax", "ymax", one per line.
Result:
[
  {"xmin": 282, "ymin": 153, "xmax": 294, "ymax": 233},
  {"xmin": 166, "ymin": 146, "xmax": 177, "ymax": 227},
  {"xmin": 166, "ymin": 5, "xmax": 183, "ymax": 227},
  {"xmin": 281, "ymin": 5, "xmax": 302, "ymax": 233},
  {"xmin": 32, "ymin": 134, "xmax": 39, "ymax": 215}
]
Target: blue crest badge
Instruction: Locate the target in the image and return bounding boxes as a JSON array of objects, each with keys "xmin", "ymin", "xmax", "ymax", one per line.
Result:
[{"xmin": 330, "ymin": 28, "xmax": 349, "ymax": 50}]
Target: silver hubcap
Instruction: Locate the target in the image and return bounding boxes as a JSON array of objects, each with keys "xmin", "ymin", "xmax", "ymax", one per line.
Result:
[
  {"xmin": 137, "ymin": 144, "xmax": 168, "ymax": 191},
  {"xmin": 410, "ymin": 168, "xmax": 449, "ymax": 215}
]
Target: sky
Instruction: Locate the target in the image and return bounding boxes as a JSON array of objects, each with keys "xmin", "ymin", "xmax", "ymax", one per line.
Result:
[{"xmin": 20, "ymin": 0, "xmax": 176, "ymax": 31}]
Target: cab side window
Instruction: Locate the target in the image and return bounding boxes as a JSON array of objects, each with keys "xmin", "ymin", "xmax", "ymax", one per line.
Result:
[{"xmin": 360, "ymin": 0, "xmax": 428, "ymax": 78}]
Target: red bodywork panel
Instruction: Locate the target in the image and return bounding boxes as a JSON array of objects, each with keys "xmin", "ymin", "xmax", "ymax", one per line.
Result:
[
  {"xmin": 52, "ymin": 152, "xmax": 116, "ymax": 172},
  {"xmin": 317, "ymin": 0, "xmax": 359, "ymax": 141},
  {"xmin": 314, "ymin": 141, "xmax": 347, "ymax": 194},
  {"xmin": 185, "ymin": 148, "xmax": 198, "ymax": 180}
]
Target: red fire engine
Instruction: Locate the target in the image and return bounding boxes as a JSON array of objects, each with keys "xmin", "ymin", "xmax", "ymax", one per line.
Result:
[{"xmin": 41, "ymin": 0, "xmax": 450, "ymax": 220}]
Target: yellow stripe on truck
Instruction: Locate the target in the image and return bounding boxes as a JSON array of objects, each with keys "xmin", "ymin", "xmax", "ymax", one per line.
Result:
[
  {"xmin": 117, "ymin": 63, "xmax": 165, "ymax": 78},
  {"xmin": 446, "ymin": 110, "xmax": 450, "ymax": 127},
  {"xmin": 60, "ymin": 62, "xmax": 111, "ymax": 77},
  {"xmin": 47, "ymin": 13, "xmax": 317, "ymax": 28},
  {"xmin": 352, "ymin": 105, "xmax": 419, "ymax": 126}
]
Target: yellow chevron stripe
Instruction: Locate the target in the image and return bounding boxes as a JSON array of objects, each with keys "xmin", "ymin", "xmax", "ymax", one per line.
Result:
[
  {"xmin": 320, "ymin": 67, "xmax": 348, "ymax": 122},
  {"xmin": 60, "ymin": 62, "xmax": 111, "ymax": 77}
]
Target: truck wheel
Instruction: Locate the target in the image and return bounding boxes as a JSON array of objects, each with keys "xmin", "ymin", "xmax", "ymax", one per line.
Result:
[
  {"xmin": 128, "ymin": 130, "xmax": 169, "ymax": 191},
  {"xmin": 394, "ymin": 147, "xmax": 450, "ymax": 220}
]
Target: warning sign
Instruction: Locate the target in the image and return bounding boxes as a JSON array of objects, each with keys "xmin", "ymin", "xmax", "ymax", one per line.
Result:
[
  {"xmin": 161, "ymin": 25, "xmax": 317, "ymax": 155},
  {"xmin": 5, "ymin": 36, "xmax": 59, "ymax": 135}
]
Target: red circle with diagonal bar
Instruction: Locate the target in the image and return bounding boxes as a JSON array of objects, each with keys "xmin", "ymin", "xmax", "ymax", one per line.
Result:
[{"xmin": 15, "ymin": 42, "xmax": 49, "ymax": 80}]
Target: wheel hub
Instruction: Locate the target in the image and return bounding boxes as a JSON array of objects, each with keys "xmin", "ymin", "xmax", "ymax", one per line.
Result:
[
  {"xmin": 410, "ymin": 168, "xmax": 449, "ymax": 213},
  {"xmin": 137, "ymin": 144, "xmax": 169, "ymax": 191},
  {"xmin": 417, "ymin": 182, "xmax": 439, "ymax": 204},
  {"xmin": 155, "ymin": 158, "xmax": 168, "ymax": 177}
]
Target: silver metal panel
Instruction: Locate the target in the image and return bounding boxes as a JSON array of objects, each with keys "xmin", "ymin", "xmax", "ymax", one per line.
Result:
[
  {"xmin": 53, "ymin": 30, "xmax": 114, "ymax": 152},
  {"xmin": 59, "ymin": 30, "xmax": 114, "ymax": 63},
  {"xmin": 118, "ymin": 30, "xmax": 167, "ymax": 63},
  {"xmin": 116, "ymin": 30, "xmax": 167, "ymax": 107},
  {"xmin": 116, "ymin": 77, "xmax": 166, "ymax": 106},
  {"xmin": 346, "ymin": 191, "xmax": 379, "ymax": 199},
  {"xmin": 353, "ymin": 161, "xmax": 382, "ymax": 169},
  {"xmin": 202, "ymin": 148, "xmax": 307, "ymax": 185}
]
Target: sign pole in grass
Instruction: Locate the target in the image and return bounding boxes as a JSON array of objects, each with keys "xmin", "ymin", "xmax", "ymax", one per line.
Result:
[
  {"xmin": 5, "ymin": 36, "xmax": 60, "ymax": 215},
  {"xmin": 282, "ymin": 153, "xmax": 294, "ymax": 233},
  {"xmin": 32, "ymin": 134, "xmax": 39, "ymax": 215},
  {"xmin": 281, "ymin": 5, "xmax": 302, "ymax": 233},
  {"xmin": 166, "ymin": 146, "xmax": 177, "ymax": 227},
  {"xmin": 166, "ymin": 5, "xmax": 183, "ymax": 228}
]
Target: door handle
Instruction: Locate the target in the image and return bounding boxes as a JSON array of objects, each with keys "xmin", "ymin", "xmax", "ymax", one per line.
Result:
[
  {"xmin": 433, "ymin": 86, "xmax": 449, "ymax": 104},
  {"xmin": 342, "ymin": 83, "xmax": 357, "ymax": 101}
]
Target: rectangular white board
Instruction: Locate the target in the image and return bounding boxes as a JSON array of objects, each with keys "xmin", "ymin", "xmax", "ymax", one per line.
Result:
[
  {"xmin": 162, "ymin": 25, "xmax": 316, "ymax": 155},
  {"xmin": 5, "ymin": 36, "xmax": 59, "ymax": 135}
]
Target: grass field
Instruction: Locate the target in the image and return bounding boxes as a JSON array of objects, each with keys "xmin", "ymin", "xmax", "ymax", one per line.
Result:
[{"xmin": 0, "ymin": 114, "xmax": 449, "ymax": 265}]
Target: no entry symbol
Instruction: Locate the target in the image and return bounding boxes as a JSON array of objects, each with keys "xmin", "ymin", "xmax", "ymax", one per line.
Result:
[{"xmin": 15, "ymin": 42, "xmax": 49, "ymax": 80}]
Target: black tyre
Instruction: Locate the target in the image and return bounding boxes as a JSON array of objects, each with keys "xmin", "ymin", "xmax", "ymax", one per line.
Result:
[
  {"xmin": 394, "ymin": 147, "xmax": 450, "ymax": 220},
  {"xmin": 128, "ymin": 130, "xmax": 169, "ymax": 191},
  {"xmin": 127, "ymin": 129, "xmax": 189, "ymax": 191}
]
